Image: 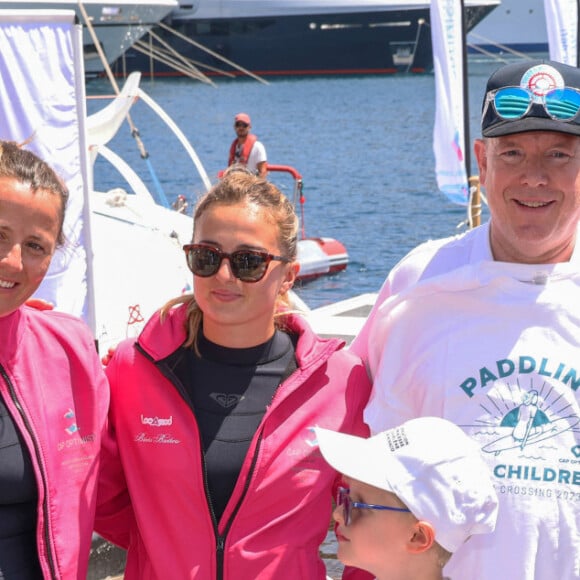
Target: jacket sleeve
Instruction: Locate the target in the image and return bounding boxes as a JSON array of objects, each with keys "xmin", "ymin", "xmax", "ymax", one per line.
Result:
[
  {"xmin": 342, "ymin": 565, "xmax": 375, "ymax": 580},
  {"xmin": 335, "ymin": 356, "xmax": 375, "ymax": 579},
  {"xmin": 94, "ymin": 421, "xmax": 133, "ymax": 548},
  {"xmin": 344, "ymin": 356, "xmax": 372, "ymax": 438},
  {"xmin": 94, "ymin": 356, "xmax": 134, "ymax": 549}
]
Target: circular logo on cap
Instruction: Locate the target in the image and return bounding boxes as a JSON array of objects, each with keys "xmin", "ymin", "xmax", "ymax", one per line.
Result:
[{"xmin": 520, "ymin": 64, "xmax": 565, "ymax": 102}]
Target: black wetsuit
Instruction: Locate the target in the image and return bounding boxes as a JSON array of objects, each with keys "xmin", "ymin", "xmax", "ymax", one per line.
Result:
[
  {"xmin": 0, "ymin": 394, "xmax": 42, "ymax": 579},
  {"xmin": 174, "ymin": 329, "xmax": 297, "ymax": 521}
]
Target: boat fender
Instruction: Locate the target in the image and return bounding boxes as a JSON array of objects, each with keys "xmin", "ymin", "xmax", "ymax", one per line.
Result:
[
  {"xmin": 25, "ymin": 298, "xmax": 54, "ymax": 311},
  {"xmin": 105, "ymin": 188, "xmax": 128, "ymax": 207}
]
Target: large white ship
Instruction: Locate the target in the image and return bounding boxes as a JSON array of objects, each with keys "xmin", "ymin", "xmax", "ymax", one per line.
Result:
[
  {"xmin": 0, "ymin": 0, "xmax": 178, "ymax": 75},
  {"xmin": 468, "ymin": 0, "xmax": 548, "ymax": 57}
]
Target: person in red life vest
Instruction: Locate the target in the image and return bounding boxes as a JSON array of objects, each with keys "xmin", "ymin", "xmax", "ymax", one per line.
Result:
[{"xmin": 228, "ymin": 112, "xmax": 268, "ymax": 178}]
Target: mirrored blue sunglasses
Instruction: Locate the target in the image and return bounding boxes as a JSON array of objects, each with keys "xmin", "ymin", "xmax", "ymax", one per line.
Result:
[
  {"xmin": 336, "ymin": 487, "xmax": 411, "ymax": 526},
  {"xmin": 482, "ymin": 86, "xmax": 580, "ymax": 122}
]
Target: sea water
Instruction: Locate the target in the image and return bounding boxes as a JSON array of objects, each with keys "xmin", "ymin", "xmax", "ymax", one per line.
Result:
[
  {"xmin": 86, "ymin": 64, "xmax": 499, "ymax": 578},
  {"xmin": 87, "ymin": 63, "xmax": 497, "ymax": 309}
]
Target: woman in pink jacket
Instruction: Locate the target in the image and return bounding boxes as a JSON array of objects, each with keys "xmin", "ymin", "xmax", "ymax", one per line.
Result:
[
  {"xmin": 96, "ymin": 171, "xmax": 372, "ymax": 579},
  {"xmin": 0, "ymin": 140, "xmax": 109, "ymax": 579}
]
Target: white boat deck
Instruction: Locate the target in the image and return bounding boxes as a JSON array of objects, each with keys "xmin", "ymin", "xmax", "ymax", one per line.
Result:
[{"xmin": 297, "ymin": 292, "xmax": 378, "ymax": 346}]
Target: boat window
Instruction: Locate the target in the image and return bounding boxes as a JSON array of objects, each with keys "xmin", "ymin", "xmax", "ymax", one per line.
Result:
[
  {"xmin": 192, "ymin": 19, "xmax": 276, "ymax": 36},
  {"xmin": 369, "ymin": 21, "xmax": 412, "ymax": 28},
  {"xmin": 320, "ymin": 23, "xmax": 363, "ymax": 30}
]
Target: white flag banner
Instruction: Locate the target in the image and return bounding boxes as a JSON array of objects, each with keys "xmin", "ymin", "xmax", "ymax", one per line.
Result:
[
  {"xmin": 545, "ymin": 0, "xmax": 579, "ymax": 66},
  {"xmin": 431, "ymin": 0, "xmax": 469, "ymax": 205},
  {"xmin": 0, "ymin": 10, "xmax": 93, "ymax": 325}
]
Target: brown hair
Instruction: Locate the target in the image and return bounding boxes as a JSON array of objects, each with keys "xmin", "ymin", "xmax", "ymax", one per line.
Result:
[
  {"xmin": 161, "ymin": 172, "xmax": 299, "ymax": 350},
  {"xmin": 0, "ymin": 140, "xmax": 69, "ymax": 246}
]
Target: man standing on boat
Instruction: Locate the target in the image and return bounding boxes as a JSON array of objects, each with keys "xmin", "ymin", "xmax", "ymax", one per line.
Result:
[
  {"xmin": 228, "ymin": 112, "xmax": 268, "ymax": 178},
  {"xmin": 351, "ymin": 59, "xmax": 580, "ymax": 580}
]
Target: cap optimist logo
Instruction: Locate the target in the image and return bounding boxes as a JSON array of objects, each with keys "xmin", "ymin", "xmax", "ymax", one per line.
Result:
[{"xmin": 520, "ymin": 64, "xmax": 565, "ymax": 102}]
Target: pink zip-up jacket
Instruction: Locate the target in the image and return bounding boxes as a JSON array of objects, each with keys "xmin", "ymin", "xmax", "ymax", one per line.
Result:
[
  {"xmin": 0, "ymin": 306, "xmax": 109, "ymax": 579},
  {"xmin": 96, "ymin": 305, "xmax": 373, "ymax": 580}
]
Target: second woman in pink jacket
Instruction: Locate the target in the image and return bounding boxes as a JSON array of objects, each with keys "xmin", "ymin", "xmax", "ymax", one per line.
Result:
[{"xmin": 95, "ymin": 171, "xmax": 372, "ymax": 579}]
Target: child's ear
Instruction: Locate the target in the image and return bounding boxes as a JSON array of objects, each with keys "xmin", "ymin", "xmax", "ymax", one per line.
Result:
[{"xmin": 406, "ymin": 521, "xmax": 436, "ymax": 554}]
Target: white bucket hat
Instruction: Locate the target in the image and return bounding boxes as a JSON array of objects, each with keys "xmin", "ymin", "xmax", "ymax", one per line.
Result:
[{"xmin": 315, "ymin": 417, "xmax": 498, "ymax": 553}]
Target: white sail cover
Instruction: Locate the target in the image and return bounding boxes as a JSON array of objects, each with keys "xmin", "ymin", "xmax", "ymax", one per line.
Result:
[
  {"xmin": 0, "ymin": 10, "xmax": 93, "ymax": 326},
  {"xmin": 430, "ymin": 0, "xmax": 469, "ymax": 205},
  {"xmin": 545, "ymin": 0, "xmax": 579, "ymax": 67}
]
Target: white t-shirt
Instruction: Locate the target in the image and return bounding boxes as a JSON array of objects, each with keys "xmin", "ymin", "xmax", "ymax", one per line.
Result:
[
  {"xmin": 359, "ymin": 232, "xmax": 580, "ymax": 579},
  {"xmin": 350, "ymin": 221, "xmax": 492, "ymax": 367},
  {"xmin": 246, "ymin": 140, "xmax": 266, "ymax": 174}
]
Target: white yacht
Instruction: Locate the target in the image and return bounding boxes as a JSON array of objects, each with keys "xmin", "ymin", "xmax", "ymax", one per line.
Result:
[
  {"xmin": 468, "ymin": 0, "xmax": 548, "ymax": 57},
  {"xmin": 0, "ymin": 0, "xmax": 178, "ymax": 75}
]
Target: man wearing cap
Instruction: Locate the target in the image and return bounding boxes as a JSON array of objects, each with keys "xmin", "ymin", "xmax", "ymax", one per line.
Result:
[
  {"xmin": 351, "ymin": 60, "xmax": 580, "ymax": 579},
  {"xmin": 228, "ymin": 113, "xmax": 268, "ymax": 178}
]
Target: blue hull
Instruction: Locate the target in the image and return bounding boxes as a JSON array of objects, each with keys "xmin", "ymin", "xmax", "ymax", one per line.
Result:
[{"xmin": 111, "ymin": 5, "xmax": 496, "ymax": 77}]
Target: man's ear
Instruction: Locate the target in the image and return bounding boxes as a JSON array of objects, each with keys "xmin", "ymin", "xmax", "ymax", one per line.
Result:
[
  {"xmin": 474, "ymin": 138, "xmax": 488, "ymax": 186},
  {"xmin": 406, "ymin": 521, "xmax": 436, "ymax": 554}
]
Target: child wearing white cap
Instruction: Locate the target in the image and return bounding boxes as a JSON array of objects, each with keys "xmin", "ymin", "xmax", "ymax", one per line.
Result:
[{"xmin": 315, "ymin": 417, "xmax": 498, "ymax": 580}]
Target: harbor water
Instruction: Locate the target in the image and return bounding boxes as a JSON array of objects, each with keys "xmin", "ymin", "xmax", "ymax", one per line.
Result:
[
  {"xmin": 87, "ymin": 63, "xmax": 498, "ymax": 309},
  {"xmin": 86, "ymin": 63, "xmax": 500, "ymax": 578}
]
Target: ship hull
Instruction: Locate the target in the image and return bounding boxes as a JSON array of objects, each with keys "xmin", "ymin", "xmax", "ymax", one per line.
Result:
[{"xmin": 113, "ymin": 3, "xmax": 498, "ymax": 77}]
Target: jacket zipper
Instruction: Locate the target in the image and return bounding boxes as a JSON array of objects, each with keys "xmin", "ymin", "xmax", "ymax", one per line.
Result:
[
  {"xmin": 198, "ymin": 438, "xmax": 223, "ymax": 580},
  {"xmin": 140, "ymin": 345, "xmax": 227, "ymax": 580},
  {"xmin": 215, "ymin": 432, "xmax": 264, "ymax": 580},
  {"xmin": 153, "ymin": 352, "xmax": 263, "ymax": 580},
  {"xmin": 141, "ymin": 343, "xmax": 294, "ymax": 580},
  {"xmin": 215, "ymin": 374, "xmax": 296, "ymax": 580},
  {"xmin": 0, "ymin": 363, "xmax": 57, "ymax": 579},
  {"xmin": 211, "ymin": 369, "xmax": 296, "ymax": 579}
]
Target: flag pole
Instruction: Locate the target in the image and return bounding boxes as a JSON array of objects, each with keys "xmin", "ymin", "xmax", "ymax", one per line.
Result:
[
  {"xmin": 460, "ymin": 0, "xmax": 481, "ymax": 228},
  {"xmin": 460, "ymin": 0, "xmax": 470, "ymax": 178},
  {"xmin": 577, "ymin": 0, "xmax": 580, "ymax": 67},
  {"xmin": 431, "ymin": 0, "xmax": 477, "ymax": 214}
]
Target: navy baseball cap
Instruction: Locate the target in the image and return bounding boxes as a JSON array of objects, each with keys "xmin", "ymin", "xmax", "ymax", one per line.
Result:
[{"xmin": 481, "ymin": 60, "xmax": 580, "ymax": 137}]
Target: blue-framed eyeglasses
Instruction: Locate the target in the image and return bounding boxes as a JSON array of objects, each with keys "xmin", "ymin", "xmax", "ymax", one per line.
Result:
[
  {"xmin": 336, "ymin": 487, "xmax": 411, "ymax": 526},
  {"xmin": 482, "ymin": 86, "xmax": 580, "ymax": 122}
]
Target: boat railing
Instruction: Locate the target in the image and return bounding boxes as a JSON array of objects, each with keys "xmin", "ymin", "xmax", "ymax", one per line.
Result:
[
  {"xmin": 87, "ymin": 71, "xmax": 212, "ymax": 209},
  {"xmin": 263, "ymin": 164, "xmax": 306, "ymax": 240},
  {"xmin": 118, "ymin": 20, "xmax": 269, "ymax": 84},
  {"xmin": 467, "ymin": 31, "xmax": 534, "ymax": 63}
]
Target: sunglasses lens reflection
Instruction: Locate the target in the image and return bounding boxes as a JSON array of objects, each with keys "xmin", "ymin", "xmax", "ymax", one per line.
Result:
[
  {"xmin": 190, "ymin": 247, "xmax": 221, "ymax": 276},
  {"xmin": 494, "ymin": 87, "xmax": 530, "ymax": 119},
  {"xmin": 231, "ymin": 252, "xmax": 267, "ymax": 280},
  {"xmin": 493, "ymin": 86, "xmax": 580, "ymax": 121},
  {"xmin": 185, "ymin": 246, "xmax": 270, "ymax": 282},
  {"xmin": 545, "ymin": 88, "xmax": 580, "ymax": 119}
]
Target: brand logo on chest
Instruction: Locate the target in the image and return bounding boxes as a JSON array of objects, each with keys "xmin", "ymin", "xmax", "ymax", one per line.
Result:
[{"xmin": 141, "ymin": 414, "xmax": 173, "ymax": 426}]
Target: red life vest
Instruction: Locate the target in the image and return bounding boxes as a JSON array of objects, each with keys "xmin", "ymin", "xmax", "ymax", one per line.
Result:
[{"xmin": 228, "ymin": 134, "xmax": 257, "ymax": 166}]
